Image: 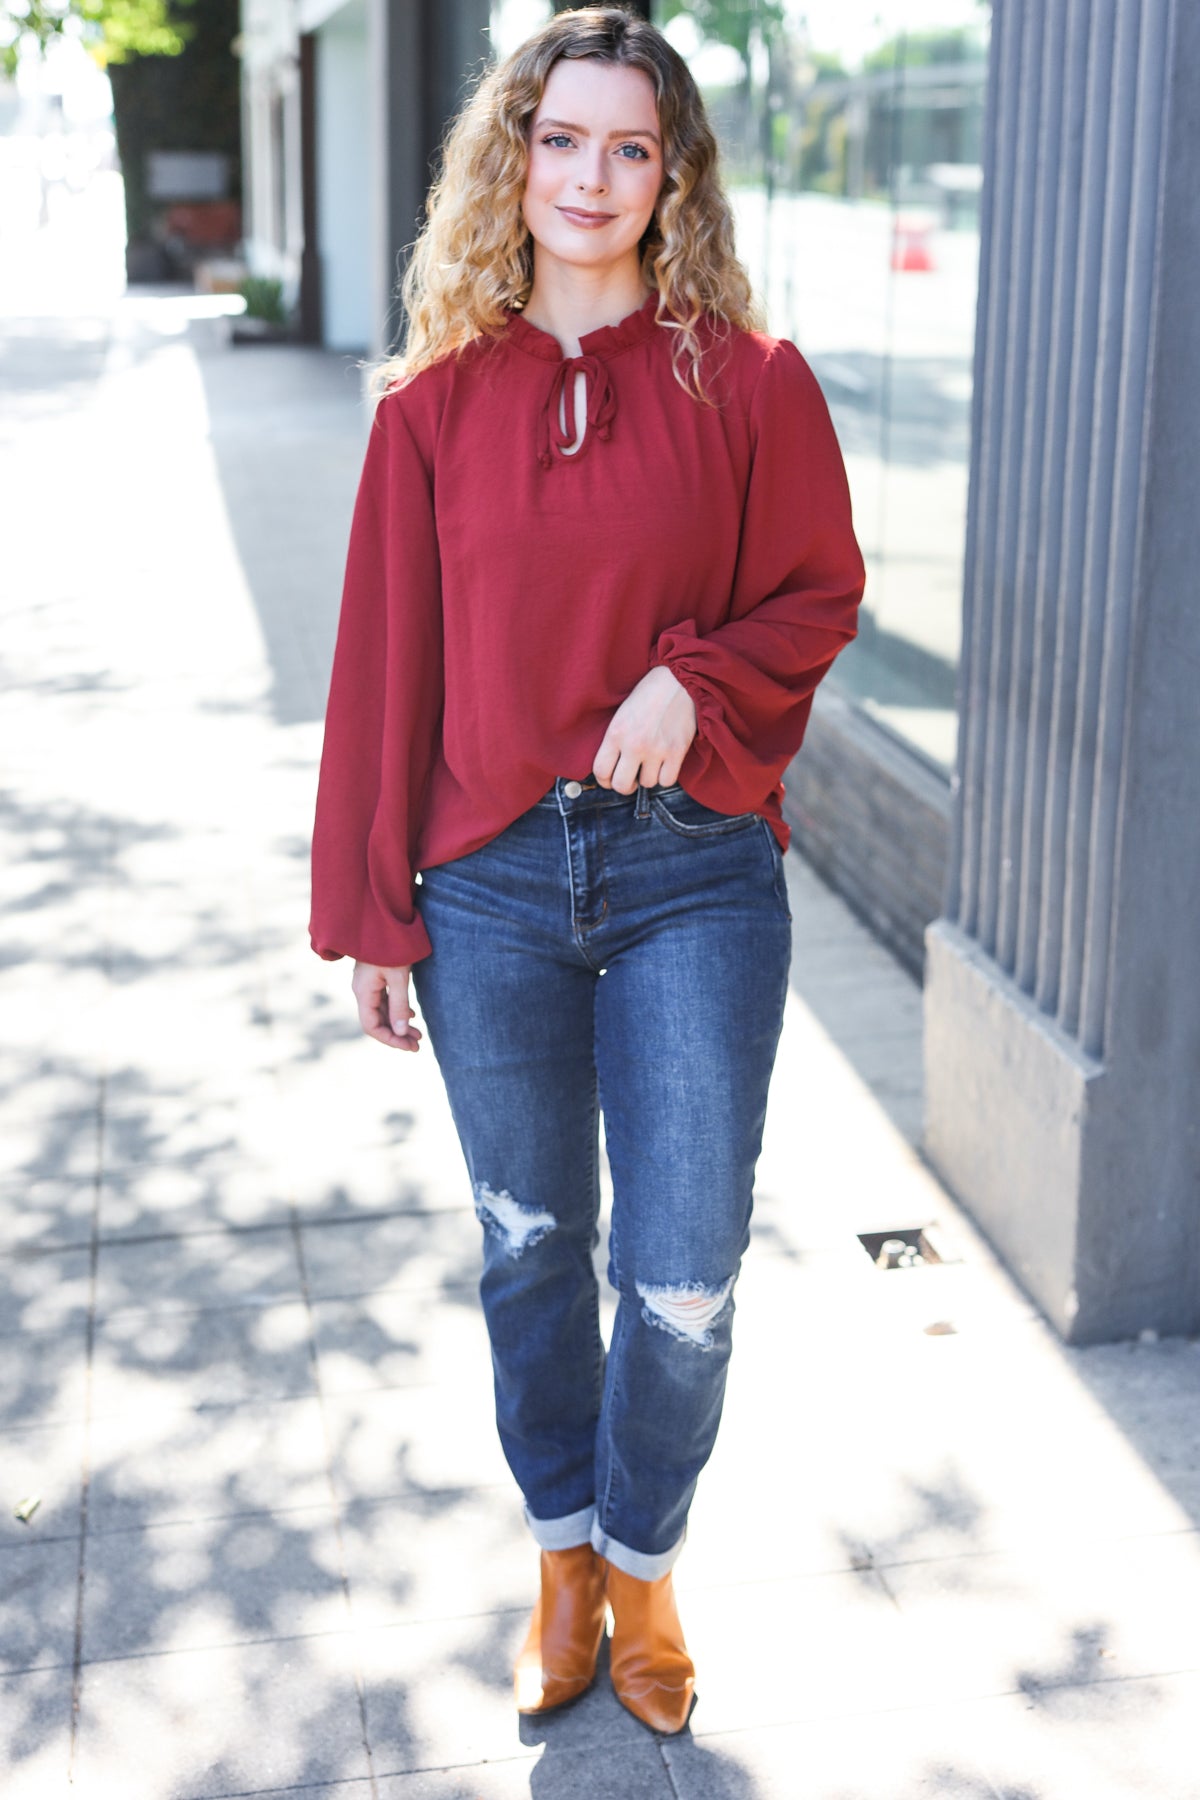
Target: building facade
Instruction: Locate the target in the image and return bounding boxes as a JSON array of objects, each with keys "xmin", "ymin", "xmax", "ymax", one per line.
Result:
[{"xmin": 238, "ymin": 0, "xmax": 490, "ymax": 352}]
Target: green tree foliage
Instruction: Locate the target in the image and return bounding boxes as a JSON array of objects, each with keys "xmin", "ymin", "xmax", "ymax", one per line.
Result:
[
  {"xmin": 1, "ymin": 0, "xmax": 195, "ymax": 79},
  {"xmin": 863, "ymin": 26, "xmax": 987, "ymax": 75},
  {"xmin": 658, "ymin": 0, "xmax": 787, "ymax": 79}
]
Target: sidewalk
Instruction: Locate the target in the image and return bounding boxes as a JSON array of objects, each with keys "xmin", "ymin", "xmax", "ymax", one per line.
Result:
[{"xmin": 3, "ymin": 267, "xmax": 1200, "ymax": 1800}]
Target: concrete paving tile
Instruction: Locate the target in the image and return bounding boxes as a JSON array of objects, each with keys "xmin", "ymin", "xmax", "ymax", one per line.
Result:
[
  {"xmin": 792, "ymin": 996, "xmax": 923, "ymax": 1058},
  {"xmin": 373, "ymin": 1740, "xmax": 673, "ymax": 1797},
  {"xmin": 1066, "ymin": 1340, "xmax": 1200, "ymax": 1492},
  {"xmin": 337, "ymin": 1488, "xmax": 530, "ymax": 1629},
  {"xmin": 323, "ymin": 1382, "xmax": 512, "ymax": 1504},
  {"xmin": 0, "ymin": 1173, "xmax": 98, "ymax": 1250},
  {"xmin": 0, "ymin": 1536, "xmax": 79, "ymax": 1673},
  {"xmin": 94, "ymin": 1223, "xmax": 303, "ymax": 1316},
  {"xmin": 1071, "ymin": 1335, "xmax": 1200, "ymax": 1410},
  {"xmin": 311, "ymin": 1288, "xmax": 490, "ymax": 1398},
  {"xmin": 752, "ymin": 1121, "xmax": 947, "ymax": 1257},
  {"xmin": 71, "ymin": 1635, "xmax": 372, "ymax": 1799},
  {"xmin": 729, "ymin": 1234, "xmax": 1037, "ymax": 1356},
  {"xmin": 277, "ymin": 1149, "xmax": 474, "ymax": 1223},
  {"xmin": 99, "ymin": 1061, "xmax": 275, "ymax": 1117},
  {"xmin": 359, "ymin": 1614, "xmax": 649, "ymax": 1775},
  {"xmin": 82, "ymin": 1506, "xmax": 348, "ymax": 1662},
  {"xmin": 2, "ymin": 1107, "xmax": 102, "ymax": 1182},
  {"xmin": 662, "ymin": 1707, "xmax": 998, "ymax": 1799},
  {"xmin": 96, "ymin": 1161, "xmax": 292, "ymax": 1241},
  {"xmin": 678, "ymin": 1479, "xmax": 873, "ymax": 1591},
  {"xmin": 790, "ymin": 936, "xmax": 919, "ymax": 994},
  {"xmin": 0, "ymin": 1310, "xmax": 89, "ymax": 1427},
  {"xmin": 89, "ymin": 1299, "xmax": 316, "ymax": 1418},
  {"xmin": 86, "ymin": 1394, "xmax": 330, "ymax": 1532},
  {"xmin": 0, "ymin": 979, "xmax": 110, "ymax": 1077},
  {"xmin": 99, "ymin": 911, "xmax": 261, "ymax": 971},
  {"xmin": 883, "ymin": 1531, "xmax": 1200, "ymax": 1703},
  {"xmin": 100, "ymin": 1084, "xmax": 287, "ymax": 1176},
  {"xmin": 0, "ymin": 1070, "xmax": 104, "ymax": 1125},
  {"xmin": 868, "ymin": 1088, "xmax": 925, "ymax": 1144},
  {"xmin": 0, "ymin": 1665, "xmax": 73, "ymax": 1800},
  {"xmin": 747, "ymin": 1176, "xmax": 932, "ymax": 1259},
  {"xmin": 300, "ymin": 1212, "xmax": 482, "ymax": 1303},
  {"xmin": 665, "ymin": 1569, "xmax": 937, "ymax": 1736},
  {"xmin": 0, "ymin": 1418, "xmax": 84, "ymax": 1542},
  {"xmin": 0, "ymin": 1243, "xmax": 94, "ymax": 1332},
  {"xmin": 705, "ymin": 1268, "xmax": 1193, "ymax": 1569},
  {"xmin": 968, "ymin": 1669, "xmax": 1200, "ymax": 1800},
  {"xmin": 95, "ymin": 1029, "xmax": 278, "ymax": 1120},
  {"xmin": 268, "ymin": 1053, "xmax": 472, "ymax": 1217}
]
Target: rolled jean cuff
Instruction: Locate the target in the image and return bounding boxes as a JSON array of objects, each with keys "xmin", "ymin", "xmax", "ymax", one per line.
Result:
[
  {"xmin": 524, "ymin": 1501, "xmax": 595, "ymax": 1551},
  {"xmin": 590, "ymin": 1520, "xmax": 686, "ymax": 1582}
]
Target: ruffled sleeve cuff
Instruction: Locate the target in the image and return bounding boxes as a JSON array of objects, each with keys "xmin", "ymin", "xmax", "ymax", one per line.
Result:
[
  {"xmin": 309, "ymin": 902, "xmax": 433, "ymax": 968},
  {"xmin": 649, "ymin": 617, "xmax": 726, "ymax": 745}
]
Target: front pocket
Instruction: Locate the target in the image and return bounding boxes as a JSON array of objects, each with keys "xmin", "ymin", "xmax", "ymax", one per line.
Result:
[{"xmin": 649, "ymin": 786, "xmax": 762, "ymax": 839}]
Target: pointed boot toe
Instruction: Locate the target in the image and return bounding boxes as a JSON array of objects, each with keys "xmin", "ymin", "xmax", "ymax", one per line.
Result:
[
  {"xmin": 605, "ymin": 1561, "xmax": 696, "ymax": 1735},
  {"xmin": 513, "ymin": 1544, "xmax": 608, "ymax": 1715}
]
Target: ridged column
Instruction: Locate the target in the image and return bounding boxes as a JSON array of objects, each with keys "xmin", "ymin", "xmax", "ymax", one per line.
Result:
[{"xmin": 925, "ymin": 0, "xmax": 1200, "ymax": 1343}]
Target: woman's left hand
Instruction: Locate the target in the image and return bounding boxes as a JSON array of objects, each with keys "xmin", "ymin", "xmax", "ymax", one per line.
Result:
[{"xmin": 593, "ymin": 665, "xmax": 698, "ymax": 794}]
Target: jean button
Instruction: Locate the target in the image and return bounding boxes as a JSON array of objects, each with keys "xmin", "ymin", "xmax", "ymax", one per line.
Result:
[{"xmin": 563, "ymin": 780, "xmax": 583, "ymax": 798}]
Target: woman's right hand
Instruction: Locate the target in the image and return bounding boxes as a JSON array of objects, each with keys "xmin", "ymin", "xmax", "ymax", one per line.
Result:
[{"xmin": 351, "ymin": 961, "xmax": 423, "ymax": 1052}]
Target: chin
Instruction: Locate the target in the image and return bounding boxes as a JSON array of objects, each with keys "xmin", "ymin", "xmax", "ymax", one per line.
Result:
[{"xmin": 541, "ymin": 228, "xmax": 640, "ymax": 269}]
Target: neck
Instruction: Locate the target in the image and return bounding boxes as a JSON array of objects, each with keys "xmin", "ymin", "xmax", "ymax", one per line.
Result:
[{"xmin": 520, "ymin": 258, "xmax": 649, "ymax": 357}]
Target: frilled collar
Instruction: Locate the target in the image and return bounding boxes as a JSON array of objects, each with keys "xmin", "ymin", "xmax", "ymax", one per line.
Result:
[
  {"xmin": 500, "ymin": 291, "xmax": 663, "ymax": 469},
  {"xmin": 500, "ymin": 289, "xmax": 662, "ymax": 363}
]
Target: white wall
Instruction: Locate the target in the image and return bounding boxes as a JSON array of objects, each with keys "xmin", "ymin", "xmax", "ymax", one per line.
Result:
[{"xmin": 316, "ymin": 0, "xmax": 371, "ymax": 351}]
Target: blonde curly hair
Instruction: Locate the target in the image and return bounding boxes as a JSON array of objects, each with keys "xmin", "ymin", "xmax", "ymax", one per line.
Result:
[{"xmin": 367, "ymin": 4, "xmax": 765, "ymax": 407}]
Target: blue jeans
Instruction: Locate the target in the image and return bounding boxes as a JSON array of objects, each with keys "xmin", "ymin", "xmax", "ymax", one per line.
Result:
[{"xmin": 411, "ymin": 776, "xmax": 792, "ymax": 1580}]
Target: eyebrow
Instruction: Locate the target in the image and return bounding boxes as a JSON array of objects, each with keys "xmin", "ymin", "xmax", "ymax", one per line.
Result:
[{"xmin": 536, "ymin": 117, "xmax": 661, "ymax": 145}]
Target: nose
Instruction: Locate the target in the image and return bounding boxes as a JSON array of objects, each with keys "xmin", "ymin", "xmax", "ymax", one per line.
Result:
[{"xmin": 576, "ymin": 149, "xmax": 608, "ymax": 195}]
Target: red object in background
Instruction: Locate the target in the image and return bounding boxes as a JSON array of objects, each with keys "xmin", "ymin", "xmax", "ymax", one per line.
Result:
[
  {"xmin": 891, "ymin": 218, "xmax": 936, "ymax": 272},
  {"xmin": 162, "ymin": 200, "xmax": 242, "ymax": 248}
]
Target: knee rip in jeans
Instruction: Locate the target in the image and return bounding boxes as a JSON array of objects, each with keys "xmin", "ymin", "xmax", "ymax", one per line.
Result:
[
  {"xmin": 636, "ymin": 1276, "xmax": 735, "ymax": 1351},
  {"xmin": 473, "ymin": 1181, "xmax": 556, "ymax": 1257}
]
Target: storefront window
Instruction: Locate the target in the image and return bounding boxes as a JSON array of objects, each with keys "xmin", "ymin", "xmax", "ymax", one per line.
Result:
[
  {"xmin": 491, "ymin": 2, "xmax": 990, "ymax": 771},
  {"xmin": 660, "ymin": 1, "xmax": 989, "ymax": 772}
]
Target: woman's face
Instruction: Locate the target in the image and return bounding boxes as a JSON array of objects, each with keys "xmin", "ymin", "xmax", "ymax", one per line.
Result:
[{"xmin": 523, "ymin": 57, "xmax": 664, "ymax": 281}]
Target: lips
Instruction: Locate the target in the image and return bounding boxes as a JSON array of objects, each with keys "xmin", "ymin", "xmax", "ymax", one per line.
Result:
[{"xmin": 557, "ymin": 207, "xmax": 616, "ymax": 226}]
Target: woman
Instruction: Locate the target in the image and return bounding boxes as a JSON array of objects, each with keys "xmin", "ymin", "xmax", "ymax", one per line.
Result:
[{"xmin": 310, "ymin": 4, "xmax": 864, "ymax": 1737}]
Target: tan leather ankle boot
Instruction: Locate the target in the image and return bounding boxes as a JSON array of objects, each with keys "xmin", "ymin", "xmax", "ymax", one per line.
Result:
[
  {"xmin": 513, "ymin": 1544, "xmax": 608, "ymax": 1714},
  {"xmin": 604, "ymin": 1561, "xmax": 696, "ymax": 1734}
]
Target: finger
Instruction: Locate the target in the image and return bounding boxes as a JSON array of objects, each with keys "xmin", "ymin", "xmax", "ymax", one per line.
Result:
[
  {"xmin": 386, "ymin": 970, "xmax": 416, "ymax": 1039},
  {"xmin": 351, "ymin": 964, "xmax": 421, "ymax": 1050},
  {"xmin": 363, "ymin": 1020, "xmax": 423, "ymax": 1052},
  {"xmin": 592, "ymin": 741, "xmax": 619, "ymax": 788},
  {"xmin": 610, "ymin": 751, "xmax": 643, "ymax": 796},
  {"xmin": 352, "ymin": 969, "xmax": 386, "ymax": 1037}
]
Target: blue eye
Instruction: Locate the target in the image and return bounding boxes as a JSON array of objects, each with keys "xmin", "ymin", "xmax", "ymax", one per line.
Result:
[
  {"xmin": 618, "ymin": 143, "xmax": 650, "ymax": 160},
  {"xmin": 541, "ymin": 134, "xmax": 572, "ymax": 148}
]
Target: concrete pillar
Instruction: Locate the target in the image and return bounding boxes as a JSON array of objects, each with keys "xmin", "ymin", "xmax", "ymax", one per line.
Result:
[
  {"xmin": 924, "ymin": 0, "xmax": 1200, "ymax": 1344},
  {"xmin": 367, "ymin": 0, "xmax": 491, "ymax": 361}
]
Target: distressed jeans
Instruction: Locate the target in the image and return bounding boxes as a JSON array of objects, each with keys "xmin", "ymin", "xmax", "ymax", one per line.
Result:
[{"xmin": 411, "ymin": 776, "xmax": 792, "ymax": 1580}]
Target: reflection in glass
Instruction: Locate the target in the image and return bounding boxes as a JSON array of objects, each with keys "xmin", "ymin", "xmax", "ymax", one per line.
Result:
[{"xmin": 661, "ymin": 2, "xmax": 989, "ymax": 771}]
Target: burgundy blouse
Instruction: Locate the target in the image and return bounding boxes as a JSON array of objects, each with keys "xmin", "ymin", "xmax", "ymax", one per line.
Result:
[{"xmin": 310, "ymin": 289, "xmax": 866, "ymax": 966}]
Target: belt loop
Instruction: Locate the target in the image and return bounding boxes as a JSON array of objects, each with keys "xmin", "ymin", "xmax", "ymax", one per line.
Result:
[{"xmin": 635, "ymin": 783, "xmax": 651, "ymax": 821}]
